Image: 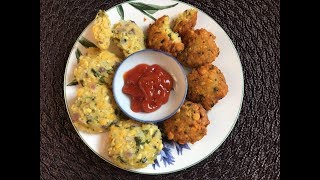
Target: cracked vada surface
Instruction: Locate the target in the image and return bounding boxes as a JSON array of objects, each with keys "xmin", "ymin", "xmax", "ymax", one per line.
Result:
[
  {"xmin": 112, "ymin": 20, "xmax": 145, "ymax": 57},
  {"xmin": 146, "ymin": 15, "xmax": 184, "ymax": 57},
  {"xmin": 173, "ymin": 9, "xmax": 198, "ymax": 37}
]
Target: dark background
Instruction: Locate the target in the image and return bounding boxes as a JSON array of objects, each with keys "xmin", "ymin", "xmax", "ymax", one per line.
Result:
[{"xmin": 40, "ymin": 0, "xmax": 280, "ymax": 179}]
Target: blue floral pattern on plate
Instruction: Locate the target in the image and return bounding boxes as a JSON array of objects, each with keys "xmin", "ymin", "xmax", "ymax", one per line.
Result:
[{"xmin": 152, "ymin": 137, "xmax": 191, "ymax": 169}]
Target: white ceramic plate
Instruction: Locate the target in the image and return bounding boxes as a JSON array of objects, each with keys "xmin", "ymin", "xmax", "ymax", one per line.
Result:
[{"xmin": 64, "ymin": 0, "xmax": 244, "ymax": 175}]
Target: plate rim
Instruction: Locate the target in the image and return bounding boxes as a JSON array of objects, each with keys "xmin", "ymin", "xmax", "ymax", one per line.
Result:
[{"xmin": 63, "ymin": 0, "xmax": 244, "ymax": 175}]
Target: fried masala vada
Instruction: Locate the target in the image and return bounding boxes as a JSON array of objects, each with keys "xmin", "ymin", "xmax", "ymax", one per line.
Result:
[
  {"xmin": 187, "ymin": 64, "xmax": 228, "ymax": 110},
  {"xmin": 177, "ymin": 29, "xmax": 219, "ymax": 68},
  {"xmin": 163, "ymin": 101, "xmax": 210, "ymax": 144},
  {"xmin": 173, "ymin": 9, "xmax": 198, "ymax": 37},
  {"xmin": 146, "ymin": 15, "xmax": 184, "ymax": 57}
]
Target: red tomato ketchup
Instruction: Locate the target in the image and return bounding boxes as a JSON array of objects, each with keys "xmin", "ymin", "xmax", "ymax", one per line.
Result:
[{"xmin": 122, "ymin": 64, "xmax": 173, "ymax": 113}]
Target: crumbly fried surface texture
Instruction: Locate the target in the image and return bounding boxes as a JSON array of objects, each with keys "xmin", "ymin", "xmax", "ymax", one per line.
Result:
[
  {"xmin": 173, "ymin": 9, "xmax": 198, "ymax": 37},
  {"xmin": 92, "ymin": 10, "xmax": 112, "ymax": 50},
  {"xmin": 187, "ymin": 64, "xmax": 228, "ymax": 110},
  {"xmin": 177, "ymin": 29, "xmax": 219, "ymax": 68},
  {"xmin": 146, "ymin": 15, "xmax": 184, "ymax": 57},
  {"xmin": 163, "ymin": 101, "xmax": 210, "ymax": 144}
]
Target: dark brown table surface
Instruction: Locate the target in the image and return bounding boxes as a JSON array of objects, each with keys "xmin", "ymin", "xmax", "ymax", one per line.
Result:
[{"xmin": 40, "ymin": 0, "xmax": 280, "ymax": 179}]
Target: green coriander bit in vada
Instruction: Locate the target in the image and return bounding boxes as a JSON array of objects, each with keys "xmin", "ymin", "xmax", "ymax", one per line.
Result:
[{"xmin": 106, "ymin": 120, "xmax": 163, "ymax": 169}]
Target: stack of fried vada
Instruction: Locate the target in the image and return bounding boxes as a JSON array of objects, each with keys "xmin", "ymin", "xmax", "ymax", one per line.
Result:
[{"xmin": 145, "ymin": 9, "xmax": 229, "ymax": 145}]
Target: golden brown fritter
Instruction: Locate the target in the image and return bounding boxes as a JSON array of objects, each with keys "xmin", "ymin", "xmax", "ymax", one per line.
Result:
[
  {"xmin": 163, "ymin": 101, "xmax": 210, "ymax": 144},
  {"xmin": 173, "ymin": 9, "xmax": 198, "ymax": 37},
  {"xmin": 187, "ymin": 64, "xmax": 228, "ymax": 110},
  {"xmin": 177, "ymin": 29, "xmax": 219, "ymax": 68},
  {"xmin": 146, "ymin": 15, "xmax": 184, "ymax": 57}
]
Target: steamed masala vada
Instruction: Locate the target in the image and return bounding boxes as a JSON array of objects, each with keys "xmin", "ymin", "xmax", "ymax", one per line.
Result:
[
  {"xmin": 106, "ymin": 119, "xmax": 163, "ymax": 169},
  {"xmin": 187, "ymin": 64, "xmax": 228, "ymax": 110},
  {"xmin": 163, "ymin": 101, "xmax": 210, "ymax": 144},
  {"xmin": 146, "ymin": 15, "xmax": 184, "ymax": 57},
  {"xmin": 74, "ymin": 50, "xmax": 121, "ymax": 87},
  {"xmin": 112, "ymin": 20, "xmax": 145, "ymax": 57},
  {"xmin": 70, "ymin": 85, "xmax": 119, "ymax": 133},
  {"xmin": 92, "ymin": 10, "xmax": 113, "ymax": 50}
]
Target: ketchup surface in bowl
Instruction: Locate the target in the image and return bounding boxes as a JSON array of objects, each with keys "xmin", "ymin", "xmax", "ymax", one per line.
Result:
[{"xmin": 122, "ymin": 64, "xmax": 173, "ymax": 113}]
